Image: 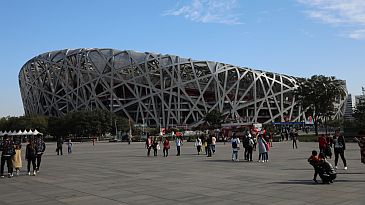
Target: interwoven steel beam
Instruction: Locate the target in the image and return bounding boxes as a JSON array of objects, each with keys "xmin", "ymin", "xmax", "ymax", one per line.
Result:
[{"xmin": 19, "ymin": 48, "xmax": 347, "ymax": 127}]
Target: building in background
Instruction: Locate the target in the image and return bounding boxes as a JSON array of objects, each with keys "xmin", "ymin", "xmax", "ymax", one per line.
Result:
[
  {"xmin": 355, "ymin": 87, "xmax": 365, "ymax": 108},
  {"xmin": 19, "ymin": 48, "xmax": 348, "ymax": 128},
  {"xmin": 343, "ymin": 94, "xmax": 354, "ymax": 120}
]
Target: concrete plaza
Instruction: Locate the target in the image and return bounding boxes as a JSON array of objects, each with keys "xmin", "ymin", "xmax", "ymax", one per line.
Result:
[{"xmin": 0, "ymin": 140, "xmax": 364, "ymax": 205}]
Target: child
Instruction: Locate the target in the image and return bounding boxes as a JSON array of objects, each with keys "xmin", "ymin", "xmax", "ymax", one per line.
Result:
[
  {"xmin": 195, "ymin": 137, "xmax": 202, "ymax": 155},
  {"xmin": 12, "ymin": 144, "xmax": 22, "ymax": 176},
  {"xmin": 308, "ymin": 150, "xmax": 320, "ymax": 183},
  {"xmin": 67, "ymin": 139, "xmax": 73, "ymax": 154}
]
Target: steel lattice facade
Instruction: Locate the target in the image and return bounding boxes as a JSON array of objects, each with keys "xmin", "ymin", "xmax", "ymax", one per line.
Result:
[{"xmin": 19, "ymin": 48, "xmax": 347, "ymax": 127}]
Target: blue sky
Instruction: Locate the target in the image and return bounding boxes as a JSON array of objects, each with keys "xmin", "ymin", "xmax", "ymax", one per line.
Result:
[{"xmin": 0, "ymin": 0, "xmax": 364, "ymax": 117}]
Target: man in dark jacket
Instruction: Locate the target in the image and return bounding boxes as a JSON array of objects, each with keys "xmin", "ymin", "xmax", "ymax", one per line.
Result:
[
  {"xmin": 56, "ymin": 137, "xmax": 64, "ymax": 155},
  {"xmin": 0, "ymin": 135, "xmax": 15, "ymax": 178},
  {"xmin": 35, "ymin": 134, "xmax": 46, "ymax": 172}
]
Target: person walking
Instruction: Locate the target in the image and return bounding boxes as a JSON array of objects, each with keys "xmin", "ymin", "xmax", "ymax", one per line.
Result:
[
  {"xmin": 246, "ymin": 135, "xmax": 254, "ymax": 162},
  {"xmin": 211, "ymin": 135, "xmax": 216, "ymax": 154},
  {"xmin": 0, "ymin": 135, "xmax": 15, "ymax": 178},
  {"xmin": 152, "ymin": 137, "xmax": 159, "ymax": 156},
  {"xmin": 12, "ymin": 143, "xmax": 22, "ymax": 176},
  {"xmin": 195, "ymin": 137, "xmax": 202, "ymax": 155},
  {"xmin": 333, "ymin": 131, "xmax": 347, "ymax": 170},
  {"xmin": 175, "ymin": 136, "xmax": 183, "ymax": 156},
  {"xmin": 145, "ymin": 136, "xmax": 152, "ymax": 157},
  {"xmin": 56, "ymin": 137, "xmax": 63, "ymax": 155},
  {"xmin": 203, "ymin": 137, "xmax": 208, "ymax": 155},
  {"xmin": 67, "ymin": 139, "xmax": 73, "ymax": 154},
  {"xmin": 206, "ymin": 135, "xmax": 212, "ymax": 157},
  {"xmin": 231, "ymin": 133, "xmax": 240, "ymax": 162},
  {"xmin": 326, "ymin": 134, "xmax": 333, "ymax": 159},
  {"xmin": 292, "ymin": 129, "xmax": 298, "ymax": 149},
  {"xmin": 258, "ymin": 134, "xmax": 268, "ymax": 162},
  {"xmin": 35, "ymin": 134, "xmax": 46, "ymax": 173},
  {"xmin": 354, "ymin": 131, "xmax": 365, "ymax": 164},
  {"xmin": 128, "ymin": 133, "xmax": 132, "ymax": 145},
  {"xmin": 242, "ymin": 131, "xmax": 250, "ymax": 160},
  {"xmin": 318, "ymin": 134, "xmax": 327, "ymax": 156},
  {"xmin": 25, "ymin": 139, "xmax": 37, "ymax": 176},
  {"xmin": 163, "ymin": 137, "xmax": 170, "ymax": 157}
]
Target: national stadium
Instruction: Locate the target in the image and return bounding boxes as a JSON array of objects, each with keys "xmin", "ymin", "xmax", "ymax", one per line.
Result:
[{"xmin": 19, "ymin": 48, "xmax": 348, "ymax": 128}]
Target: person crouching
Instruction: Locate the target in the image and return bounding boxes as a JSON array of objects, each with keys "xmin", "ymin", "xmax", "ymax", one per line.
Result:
[{"xmin": 318, "ymin": 153, "xmax": 337, "ymax": 184}]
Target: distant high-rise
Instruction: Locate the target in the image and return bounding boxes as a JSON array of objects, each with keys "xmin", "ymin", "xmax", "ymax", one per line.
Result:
[
  {"xmin": 344, "ymin": 94, "xmax": 354, "ymax": 120},
  {"xmin": 355, "ymin": 87, "xmax": 365, "ymax": 108}
]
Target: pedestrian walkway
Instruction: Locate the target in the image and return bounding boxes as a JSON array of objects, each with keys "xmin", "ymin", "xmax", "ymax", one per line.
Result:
[{"xmin": 0, "ymin": 141, "xmax": 364, "ymax": 205}]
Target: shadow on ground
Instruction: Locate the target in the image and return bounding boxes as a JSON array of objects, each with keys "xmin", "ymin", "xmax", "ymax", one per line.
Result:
[{"xmin": 270, "ymin": 179, "xmax": 365, "ymax": 185}]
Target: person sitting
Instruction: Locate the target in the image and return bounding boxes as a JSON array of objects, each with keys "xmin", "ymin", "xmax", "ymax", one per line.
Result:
[{"xmin": 318, "ymin": 153, "xmax": 337, "ymax": 184}]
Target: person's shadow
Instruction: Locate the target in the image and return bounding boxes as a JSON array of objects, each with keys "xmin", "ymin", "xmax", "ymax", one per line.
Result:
[{"xmin": 270, "ymin": 179, "xmax": 365, "ymax": 185}]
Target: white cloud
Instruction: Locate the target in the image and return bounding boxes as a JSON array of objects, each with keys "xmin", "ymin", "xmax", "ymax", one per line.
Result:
[
  {"xmin": 164, "ymin": 0, "xmax": 242, "ymax": 25},
  {"xmin": 346, "ymin": 29, "xmax": 365, "ymax": 39},
  {"xmin": 298, "ymin": 0, "xmax": 365, "ymax": 39}
]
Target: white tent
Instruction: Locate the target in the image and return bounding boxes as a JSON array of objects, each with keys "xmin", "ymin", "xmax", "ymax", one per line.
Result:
[
  {"xmin": 23, "ymin": 130, "xmax": 33, "ymax": 135},
  {"xmin": 16, "ymin": 130, "xmax": 23, "ymax": 135},
  {"xmin": 33, "ymin": 129, "xmax": 40, "ymax": 135}
]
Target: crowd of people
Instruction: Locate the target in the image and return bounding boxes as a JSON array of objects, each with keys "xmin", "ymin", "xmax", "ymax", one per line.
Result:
[
  {"xmin": 307, "ymin": 129, "xmax": 365, "ymax": 184},
  {"xmin": 143, "ymin": 129, "xmax": 272, "ymax": 163},
  {"xmin": 2, "ymin": 126, "xmax": 364, "ymax": 186},
  {"xmin": 143, "ymin": 127, "xmax": 365, "ymax": 186},
  {"xmin": 0, "ymin": 134, "xmax": 45, "ymax": 178}
]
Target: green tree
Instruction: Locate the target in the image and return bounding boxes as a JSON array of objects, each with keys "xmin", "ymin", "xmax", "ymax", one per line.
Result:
[
  {"xmin": 114, "ymin": 116, "xmax": 131, "ymax": 134},
  {"xmin": 295, "ymin": 75, "xmax": 346, "ymax": 136},
  {"xmin": 204, "ymin": 110, "xmax": 223, "ymax": 129},
  {"xmin": 0, "ymin": 115, "xmax": 49, "ymax": 134},
  {"xmin": 353, "ymin": 101, "xmax": 365, "ymax": 129},
  {"xmin": 48, "ymin": 116, "xmax": 68, "ymax": 137}
]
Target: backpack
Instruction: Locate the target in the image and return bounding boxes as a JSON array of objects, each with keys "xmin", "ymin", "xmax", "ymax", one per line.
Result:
[
  {"xmin": 232, "ymin": 139, "xmax": 238, "ymax": 148},
  {"xmin": 248, "ymin": 138, "xmax": 254, "ymax": 147},
  {"xmin": 27, "ymin": 144, "xmax": 36, "ymax": 158},
  {"xmin": 36, "ymin": 140, "xmax": 45, "ymax": 153},
  {"xmin": 243, "ymin": 137, "xmax": 249, "ymax": 147}
]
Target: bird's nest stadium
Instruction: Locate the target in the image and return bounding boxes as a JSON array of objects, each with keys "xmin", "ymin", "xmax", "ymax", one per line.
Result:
[{"xmin": 19, "ymin": 48, "xmax": 347, "ymax": 128}]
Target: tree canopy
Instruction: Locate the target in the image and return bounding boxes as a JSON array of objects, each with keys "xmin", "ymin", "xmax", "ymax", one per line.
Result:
[
  {"xmin": 0, "ymin": 110, "xmax": 131, "ymax": 140},
  {"xmin": 204, "ymin": 110, "xmax": 224, "ymax": 129},
  {"xmin": 294, "ymin": 75, "xmax": 346, "ymax": 135},
  {"xmin": 352, "ymin": 100, "xmax": 365, "ymax": 129}
]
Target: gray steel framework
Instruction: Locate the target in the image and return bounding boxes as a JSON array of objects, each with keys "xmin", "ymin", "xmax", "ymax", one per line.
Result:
[{"xmin": 19, "ymin": 48, "xmax": 347, "ymax": 127}]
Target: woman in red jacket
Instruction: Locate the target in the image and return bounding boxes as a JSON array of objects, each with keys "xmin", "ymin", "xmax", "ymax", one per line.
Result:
[
  {"xmin": 163, "ymin": 137, "xmax": 170, "ymax": 157},
  {"xmin": 318, "ymin": 134, "xmax": 327, "ymax": 155}
]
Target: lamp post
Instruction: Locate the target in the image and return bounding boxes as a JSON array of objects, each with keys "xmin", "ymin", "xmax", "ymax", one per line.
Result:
[{"xmin": 114, "ymin": 120, "xmax": 118, "ymax": 141}]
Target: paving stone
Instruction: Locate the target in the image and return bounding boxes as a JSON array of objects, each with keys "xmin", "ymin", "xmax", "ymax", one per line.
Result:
[{"xmin": 0, "ymin": 141, "xmax": 364, "ymax": 204}]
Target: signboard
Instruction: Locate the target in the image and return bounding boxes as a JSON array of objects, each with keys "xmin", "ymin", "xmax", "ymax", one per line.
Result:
[
  {"xmin": 253, "ymin": 123, "xmax": 262, "ymax": 132},
  {"xmin": 305, "ymin": 116, "xmax": 314, "ymax": 125}
]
